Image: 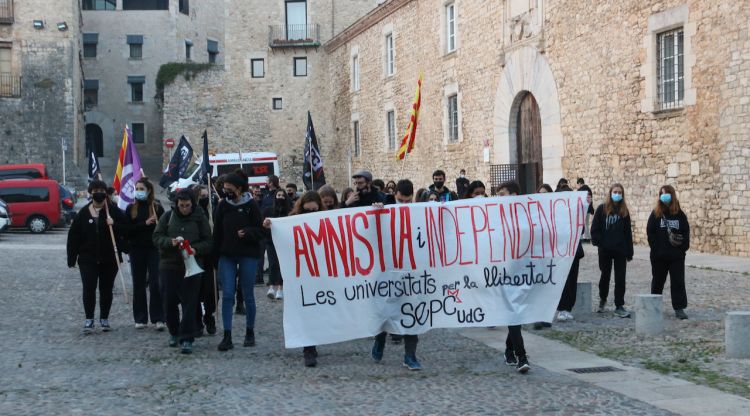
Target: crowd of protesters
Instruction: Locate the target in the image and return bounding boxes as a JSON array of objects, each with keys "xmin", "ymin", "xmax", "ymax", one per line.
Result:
[{"xmin": 66, "ymin": 167, "xmax": 691, "ymax": 373}]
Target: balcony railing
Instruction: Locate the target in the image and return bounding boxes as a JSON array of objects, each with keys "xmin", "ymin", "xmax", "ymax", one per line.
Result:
[
  {"xmin": 0, "ymin": 0, "xmax": 13, "ymax": 24},
  {"xmin": 0, "ymin": 74, "xmax": 21, "ymax": 97},
  {"xmin": 269, "ymin": 24, "xmax": 320, "ymax": 48}
]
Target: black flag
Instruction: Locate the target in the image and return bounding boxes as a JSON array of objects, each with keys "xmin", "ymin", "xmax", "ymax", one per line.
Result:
[
  {"xmin": 88, "ymin": 150, "xmax": 100, "ymax": 182},
  {"xmin": 191, "ymin": 130, "xmax": 212, "ymax": 185},
  {"xmin": 302, "ymin": 112, "xmax": 325, "ymax": 191},
  {"xmin": 160, "ymin": 136, "xmax": 193, "ymax": 188}
]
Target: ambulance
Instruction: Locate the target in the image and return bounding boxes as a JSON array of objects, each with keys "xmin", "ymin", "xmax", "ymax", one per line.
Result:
[{"xmin": 209, "ymin": 152, "xmax": 280, "ymax": 187}]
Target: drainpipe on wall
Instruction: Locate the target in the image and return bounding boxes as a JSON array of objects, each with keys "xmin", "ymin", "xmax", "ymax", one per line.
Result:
[{"xmin": 331, "ymin": 0, "xmax": 335, "ymax": 39}]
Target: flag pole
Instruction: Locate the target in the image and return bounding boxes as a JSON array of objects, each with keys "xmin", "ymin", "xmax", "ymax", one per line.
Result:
[
  {"xmin": 206, "ymin": 172, "xmax": 218, "ymax": 312},
  {"xmin": 104, "ymin": 202, "xmax": 130, "ymax": 304},
  {"xmin": 308, "ymin": 133, "xmax": 314, "ymax": 191}
]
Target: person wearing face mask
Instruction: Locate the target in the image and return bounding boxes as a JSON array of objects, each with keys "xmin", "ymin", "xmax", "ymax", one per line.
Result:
[
  {"xmin": 370, "ymin": 179, "xmax": 423, "ymax": 371},
  {"xmin": 125, "ymin": 177, "xmax": 166, "ymax": 331},
  {"xmin": 264, "ymin": 191, "xmax": 326, "ymax": 367},
  {"xmin": 286, "ymin": 183, "xmax": 300, "ymax": 204},
  {"xmin": 213, "ymin": 170, "xmax": 265, "ymax": 351},
  {"xmin": 428, "ymin": 170, "xmax": 458, "ymax": 202},
  {"xmin": 262, "ymin": 189, "xmax": 291, "ymax": 300},
  {"xmin": 344, "ymin": 171, "xmax": 385, "ymax": 208},
  {"xmin": 192, "ymin": 185, "xmax": 218, "ymax": 336},
  {"xmin": 591, "ymin": 183, "xmax": 634, "ymax": 318},
  {"xmin": 317, "ymin": 185, "xmax": 340, "ymax": 211},
  {"xmin": 153, "ymin": 190, "xmax": 212, "ymax": 354},
  {"xmin": 647, "ymin": 185, "xmax": 690, "ymax": 320},
  {"xmin": 67, "ymin": 180, "xmax": 128, "ymax": 334},
  {"xmin": 463, "ymin": 180, "xmax": 486, "ymax": 199},
  {"xmin": 456, "ymin": 169, "xmax": 470, "ymax": 198}
]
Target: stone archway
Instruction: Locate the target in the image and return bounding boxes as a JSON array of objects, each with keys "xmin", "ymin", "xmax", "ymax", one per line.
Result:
[{"xmin": 493, "ymin": 46, "xmax": 563, "ymax": 188}]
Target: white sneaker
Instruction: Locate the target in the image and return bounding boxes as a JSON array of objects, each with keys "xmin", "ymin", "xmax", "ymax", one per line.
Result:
[
  {"xmin": 134, "ymin": 323, "xmax": 147, "ymax": 329},
  {"xmin": 267, "ymin": 287, "xmax": 275, "ymax": 300},
  {"xmin": 155, "ymin": 322, "xmax": 166, "ymax": 332},
  {"xmin": 275, "ymin": 289, "xmax": 284, "ymax": 300},
  {"xmin": 556, "ymin": 311, "xmax": 567, "ymax": 322},
  {"xmin": 564, "ymin": 311, "xmax": 575, "ymax": 321}
]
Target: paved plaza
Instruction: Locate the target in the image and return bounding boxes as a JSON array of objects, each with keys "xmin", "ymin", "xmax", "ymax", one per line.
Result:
[{"xmin": 0, "ymin": 228, "xmax": 748, "ymax": 415}]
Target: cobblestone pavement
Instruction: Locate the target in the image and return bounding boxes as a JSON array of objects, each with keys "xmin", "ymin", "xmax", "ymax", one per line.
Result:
[
  {"xmin": 0, "ymin": 229, "xmax": 678, "ymax": 415},
  {"xmin": 530, "ymin": 243, "xmax": 750, "ymax": 398}
]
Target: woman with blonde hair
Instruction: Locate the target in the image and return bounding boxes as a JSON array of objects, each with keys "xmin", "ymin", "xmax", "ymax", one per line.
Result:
[
  {"xmin": 591, "ymin": 183, "xmax": 633, "ymax": 318},
  {"xmin": 647, "ymin": 185, "xmax": 690, "ymax": 319}
]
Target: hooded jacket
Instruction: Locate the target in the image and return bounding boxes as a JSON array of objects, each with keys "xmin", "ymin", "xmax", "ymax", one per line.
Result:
[
  {"xmin": 646, "ymin": 209, "xmax": 690, "ymax": 260},
  {"xmin": 213, "ymin": 192, "xmax": 265, "ymax": 258},
  {"xmin": 428, "ymin": 184, "xmax": 458, "ymax": 202},
  {"xmin": 590, "ymin": 203, "xmax": 634, "ymax": 259},
  {"xmin": 152, "ymin": 206, "xmax": 212, "ymax": 270}
]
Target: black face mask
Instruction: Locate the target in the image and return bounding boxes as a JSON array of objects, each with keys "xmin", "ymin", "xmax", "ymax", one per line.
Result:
[
  {"xmin": 287, "ymin": 192, "xmax": 295, "ymax": 198},
  {"xmin": 224, "ymin": 190, "xmax": 236, "ymax": 200},
  {"xmin": 92, "ymin": 192, "xmax": 107, "ymax": 203},
  {"xmin": 199, "ymin": 198, "xmax": 209, "ymax": 209},
  {"xmin": 433, "ymin": 181, "xmax": 445, "ymax": 189},
  {"xmin": 325, "ymin": 203, "xmax": 335, "ymax": 210}
]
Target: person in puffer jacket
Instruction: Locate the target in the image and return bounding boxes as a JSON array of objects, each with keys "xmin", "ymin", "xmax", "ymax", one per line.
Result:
[
  {"xmin": 647, "ymin": 184, "xmax": 690, "ymax": 320},
  {"xmin": 591, "ymin": 183, "xmax": 634, "ymax": 318}
]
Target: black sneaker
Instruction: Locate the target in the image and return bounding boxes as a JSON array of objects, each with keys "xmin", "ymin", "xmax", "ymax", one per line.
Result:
[
  {"xmin": 204, "ymin": 316, "xmax": 217, "ymax": 335},
  {"xmin": 675, "ymin": 309, "xmax": 688, "ymax": 320},
  {"xmin": 218, "ymin": 331, "xmax": 233, "ymax": 351},
  {"xmin": 83, "ymin": 319, "xmax": 95, "ymax": 334},
  {"xmin": 597, "ymin": 300, "xmax": 606, "ymax": 313},
  {"xmin": 614, "ymin": 307, "xmax": 631, "ymax": 318},
  {"xmin": 235, "ymin": 303, "xmax": 246, "ymax": 315},
  {"xmin": 99, "ymin": 319, "xmax": 111, "ymax": 332},
  {"xmin": 243, "ymin": 329, "xmax": 255, "ymax": 347},
  {"xmin": 504, "ymin": 349, "xmax": 517, "ymax": 366},
  {"xmin": 517, "ymin": 356, "xmax": 530, "ymax": 373},
  {"xmin": 180, "ymin": 340, "xmax": 193, "ymax": 354},
  {"xmin": 304, "ymin": 348, "xmax": 318, "ymax": 367},
  {"xmin": 168, "ymin": 336, "xmax": 178, "ymax": 348},
  {"xmin": 371, "ymin": 339, "xmax": 385, "ymax": 363}
]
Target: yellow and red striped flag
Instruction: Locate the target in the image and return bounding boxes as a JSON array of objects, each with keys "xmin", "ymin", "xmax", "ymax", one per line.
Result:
[
  {"xmin": 112, "ymin": 127, "xmax": 129, "ymax": 193},
  {"xmin": 396, "ymin": 73, "xmax": 423, "ymax": 160}
]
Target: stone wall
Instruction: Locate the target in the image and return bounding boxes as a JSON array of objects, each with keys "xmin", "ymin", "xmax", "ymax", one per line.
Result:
[{"xmin": 0, "ymin": 0, "xmax": 83, "ymax": 185}]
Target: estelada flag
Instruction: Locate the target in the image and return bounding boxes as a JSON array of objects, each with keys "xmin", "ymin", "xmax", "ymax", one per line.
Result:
[{"xmin": 396, "ymin": 73, "xmax": 423, "ymax": 160}]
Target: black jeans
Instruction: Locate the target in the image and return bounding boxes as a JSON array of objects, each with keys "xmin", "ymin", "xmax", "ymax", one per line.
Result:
[
  {"xmin": 375, "ymin": 332, "xmax": 418, "ymax": 357},
  {"xmin": 598, "ymin": 249, "xmax": 627, "ymax": 307},
  {"xmin": 266, "ymin": 241, "xmax": 283, "ymax": 286},
  {"xmin": 558, "ymin": 256, "xmax": 580, "ymax": 312},
  {"xmin": 130, "ymin": 247, "xmax": 164, "ymax": 324},
  {"xmin": 650, "ymin": 257, "xmax": 688, "ymax": 310},
  {"xmin": 505, "ymin": 325, "xmax": 526, "ymax": 358},
  {"xmin": 195, "ymin": 267, "xmax": 218, "ymax": 327},
  {"xmin": 256, "ymin": 241, "xmax": 266, "ymax": 284},
  {"xmin": 161, "ymin": 267, "xmax": 201, "ymax": 342},
  {"xmin": 79, "ymin": 262, "xmax": 118, "ymax": 320}
]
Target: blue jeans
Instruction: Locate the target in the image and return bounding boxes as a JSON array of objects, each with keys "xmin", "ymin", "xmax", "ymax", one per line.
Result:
[{"xmin": 219, "ymin": 255, "xmax": 258, "ymax": 331}]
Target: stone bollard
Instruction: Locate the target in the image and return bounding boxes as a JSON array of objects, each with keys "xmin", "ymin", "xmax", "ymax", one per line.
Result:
[
  {"xmin": 725, "ymin": 312, "xmax": 750, "ymax": 358},
  {"xmin": 635, "ymin": 294, "xmax": 663, "ymax": 335},
  {"xmin": 572, "ymin": 282, "xmax": 592, "ymax": 315}
]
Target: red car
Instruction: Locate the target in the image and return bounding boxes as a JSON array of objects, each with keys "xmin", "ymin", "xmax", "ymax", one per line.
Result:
[
  {"xmin": 0, "ymin": 163, "xmax": 49, "ymax": 180},
  {"xmin": 0, "ymin": 179, "xmax": 62, "ymax": 233}
]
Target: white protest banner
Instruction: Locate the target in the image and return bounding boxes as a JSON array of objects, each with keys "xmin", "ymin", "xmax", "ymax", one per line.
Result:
[{"xmin": 271, "ymin": 192, "xmax": 588, "ymax": 348}]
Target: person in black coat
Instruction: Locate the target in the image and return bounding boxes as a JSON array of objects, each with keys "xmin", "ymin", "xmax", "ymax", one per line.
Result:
[
  {"xmin": 125, "ymin": 177, "xmax": 165, "ymax": 330},
  {"xmin": 67, "ymin": 180, "xmax": 128, "ymax": 333},
  {"xmin": 193, "ymin": 185, "xmax": 218, "ymax": 335},
  {"xmin": 343, "ymin": 171, "xmax": 385, "ymax": 208},
  {"xmin": 647, "ymin": 185, "xmax": 690, "ymax": 320},
  {"xmin": 262, "ymin": 188, "xmax": 290, "ymax": 300},
  {"xmin": 214, "ymin": 170, "xmax": 265, "ymax": 351},
  {"xmin": 591, "ymin": 183, "xmax": 634, "ymax": 318}
]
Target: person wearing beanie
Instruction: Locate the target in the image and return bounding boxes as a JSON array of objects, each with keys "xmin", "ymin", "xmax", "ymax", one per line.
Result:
[{"xmin": 213, "ymin": 170, "xmax": 265, "ymax": 351}]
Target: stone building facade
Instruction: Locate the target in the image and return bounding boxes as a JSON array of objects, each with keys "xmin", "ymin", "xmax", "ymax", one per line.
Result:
[
  {"xmin": 162, "ymin": 0, "xmax": 381, "ymax": 182},
  {"xmin": 0, "ymin": 0, "xmax": 84, "ymax": 184},
  {"xmin": 163, "ymin": 0, "xmax": 750, "ymax": 257},
  {"xmin": 82, "ymin": 0, "xmax": 224, "ymax": 179}
]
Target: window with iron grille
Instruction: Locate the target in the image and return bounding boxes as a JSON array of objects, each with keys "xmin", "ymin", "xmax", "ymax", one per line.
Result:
[
  {"xmin": 448, "ymin": 94, "xmax": 459, "ymax": 142},
  {"xmin": 130, "ymin": 43, "xmax": 142, "ymax": 59},
  {"xmin": 131, "ymin": 123, "xmax": 145, "ymax": 143},
  {"xmin": 353, "ymin": 120, "xmax": 360, "ymax": 157},
  {"xmin": 387, "ymin": 110, "xmax": 396, "ymax": 150},
  {"xmin": 129, "ymin": 79, "xmax": 144, "ymax": 102},
  {"xmin": 657, "ymin": 27, "xmax": 684, "ymax": 110},
  {"xmin": 446, "ymin": 3, "xmax": 456, "ymax": 53}
]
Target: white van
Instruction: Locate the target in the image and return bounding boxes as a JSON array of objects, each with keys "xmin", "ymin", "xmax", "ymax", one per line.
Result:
[{"xmin": 210, "ymin": 152, "xmax": 280, "ymax": 187}]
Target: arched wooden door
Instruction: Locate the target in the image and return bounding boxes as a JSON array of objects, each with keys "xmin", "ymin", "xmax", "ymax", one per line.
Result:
[{"xmin": 515, "ymin": 93, "xmax": 542, "ymax": 194}]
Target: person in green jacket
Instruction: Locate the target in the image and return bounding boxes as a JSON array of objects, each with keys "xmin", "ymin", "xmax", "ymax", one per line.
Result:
[{"xmin": 153, "ymin": 189, "xmax": 212, "ymax": 354}]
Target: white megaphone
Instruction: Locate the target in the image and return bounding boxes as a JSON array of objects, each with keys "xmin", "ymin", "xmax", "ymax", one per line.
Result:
[{"xmin": 177, "ymin": 237, "xmax": 204, "ymax": 278}]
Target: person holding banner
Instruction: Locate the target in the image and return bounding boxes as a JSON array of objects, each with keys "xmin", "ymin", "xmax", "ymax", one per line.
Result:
[
  {"xmin": 125, "ymin": 177, "xmax": 166, "ymax": 331},
  {"xmin": 428, "ymin": 170, "xmax": 458, "ymax": 202},
  {"xmin": 214, "ymin": 170, "xmax": 265, "ymax": 351},
  {"xmin": 152, "ymin": 190, "xmax": 213, "ymax": 353},
  {"xmin": 317, "ymin": 185, "xmax": 340, "ymax": 211},
  {"xmin": 496, "ymin": 181, "xmax": 531, "ymax": 373},
  {"xmin": 67, "ymin": 180, "xmax": 128, "ymax": 333},
  {"xmin": 464, "ymin": 181, "xmax": 487, "ymax": 199},
  {"xmin": 591, "ymin": 183, "xmax": 634, "ymax": 318},
  {"xmin": 370, "ymin": 179, "xmax": 423, "ymax": 371},
  {"xmin": 262, "ymin": 189, "xmax": 291, "ymax": 300},
  {"xmin": 264, "ymin": 191, "xmax": 327, "ymax": 367}
]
